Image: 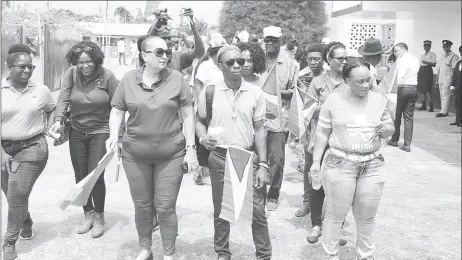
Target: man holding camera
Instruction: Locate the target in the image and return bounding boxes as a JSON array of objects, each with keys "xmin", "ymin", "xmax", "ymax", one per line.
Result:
[{"xmin": 147, "ymin": 8, "xmax": 205, "ymax": 72}]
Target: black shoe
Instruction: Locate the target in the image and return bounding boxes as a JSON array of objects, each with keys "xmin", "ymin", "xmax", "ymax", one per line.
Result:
[
  {"xmin": 436, "ymin": 113, "xmax": 448, "ymax": 117},
  {"xmin": 428, "ymin": 108, "xmax": 434, "ymax": 112},
  {"xmin": 400, "ymin": 145, "xmax": 411, "ymax": 152},
  {"xmin": 20, "ymin": 217, "xmax": 34, "ymax": 240},
  {"xmin": 418, "ymin": 106, "xmax": 427, "ymax": 110},
  {"xmin": 450, "ymin": 122, "xmax": 460, "ymax": 126},
  {"xmin": 387, "ymin": 140, "xmax": 398, "ymax": 147}
]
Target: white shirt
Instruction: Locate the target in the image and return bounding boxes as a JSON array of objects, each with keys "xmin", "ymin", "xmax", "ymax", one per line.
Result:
[
  {"xmin": 397, "ymin": 52, "xmax": 420, "ymax": 85},
  {"xmin": 117, "ymin": 40, "xmax": 126, "ymax": 53},
  {"xmin": 195, "ymin": 59, "xmax": 223, "ymax": 87}
]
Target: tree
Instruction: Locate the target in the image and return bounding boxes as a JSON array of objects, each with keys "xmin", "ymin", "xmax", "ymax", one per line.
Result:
[
  {"xmin": 113, "ymin": 6, "xmax": 133, "ymax": 23},
  {"xmin": 218, "ymin": 1, "xmax": 328, "ymax": 45}
]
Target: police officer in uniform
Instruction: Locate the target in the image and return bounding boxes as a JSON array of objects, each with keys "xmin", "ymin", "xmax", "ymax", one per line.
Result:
[
  {"xmin": 417, "ymin": 40, "xmax": 437, "ymax": 111},
  {"xmin": 435, "ymin": 40, "xmax": 460, "ymax": 117}
]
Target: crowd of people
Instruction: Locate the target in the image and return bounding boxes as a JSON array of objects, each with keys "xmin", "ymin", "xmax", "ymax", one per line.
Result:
[{"xmin": 1, "ymin": 7, "xmax": 461, "ymax": 260}]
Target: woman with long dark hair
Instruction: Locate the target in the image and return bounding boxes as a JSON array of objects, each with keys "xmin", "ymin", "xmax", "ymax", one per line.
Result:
[
  {"xmin": 2, "ymin": 44, "xmax": 55, "ymax": 260},
  {"xmin": 236, "ymin": 41, "xmax": 267, "ymax": 86},
  {"xmin": 49, "ymin": 41, "xmax": 121, "ymax": 239}
]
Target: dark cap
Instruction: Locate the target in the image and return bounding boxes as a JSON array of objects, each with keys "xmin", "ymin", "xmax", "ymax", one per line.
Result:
[
  {"xmin": 423, "ymin": 40, "xmax": 432, "ymax": 45},
  {"xmin": 442, "ymin": 40, "xmax": 453, "ymax": 46},
  {"xmin": 287, "ymin": 34, "xmax": 297, "ymax": 42}
]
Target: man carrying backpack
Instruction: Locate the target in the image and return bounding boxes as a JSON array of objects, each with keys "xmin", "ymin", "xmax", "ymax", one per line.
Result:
[{"xmin": 195, "ymin": 45, "xmax": 271, "ymax": 260}]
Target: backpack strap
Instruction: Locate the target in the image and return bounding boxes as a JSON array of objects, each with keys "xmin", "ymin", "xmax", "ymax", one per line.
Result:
[{"xmin": 205, "ymin": 84, "xmax": 215, "ymax": 129}]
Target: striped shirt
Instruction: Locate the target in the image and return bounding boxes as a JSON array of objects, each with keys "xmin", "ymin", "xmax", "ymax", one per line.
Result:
[{"xmin": 317, "ymin": 90, "xmax": 394, "ymax": 153}]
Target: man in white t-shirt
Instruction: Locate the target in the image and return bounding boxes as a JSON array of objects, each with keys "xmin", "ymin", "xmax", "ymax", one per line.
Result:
[{"xmin": 117, "ymin": 38, "xmax": 126, "ymax": 65}]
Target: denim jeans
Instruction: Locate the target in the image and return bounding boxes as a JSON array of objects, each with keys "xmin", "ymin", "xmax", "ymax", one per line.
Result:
[
  {"xmin": 208, "ymin": 149, "xmax": 272, "ymax": 260},
  {"xmin": 321, "ymin": 149, "xmax": 385, "ymax": 260},
  {"xmin": 1, "ymin": 134, "xmax": 48, "ymax": 242},
  {"xmin": 302, "ymin": 152, "xmax": 313, "ymax": 204},
  {"xmin": 391, "ymin": 86, "xmax": 418, "ymax": 146},
  {"xmin": 122, "ymin": 156, "xmax": 184, "ymax": 256},
  {"xmin": 267, "ymin": 131, "xmax": 289, "ymax": 200},
  {"xmin": 69, "ymin": 128, "xmax": 108, "ymax": 213}
]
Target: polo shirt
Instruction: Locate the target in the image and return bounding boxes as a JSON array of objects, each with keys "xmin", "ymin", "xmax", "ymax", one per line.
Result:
[
  {"xmin": 197, "ymin": 80, "xmax": 266, "ymax": 149},
  {"xmin": 2, "ymin": 78, "xmax": 55, "ymax": 141},
  {"xmin": 111, "ymin": 67, "xmax": 193, "ymax": 162},
  {"xmin": 318, "ymin": 90, "xmax": 394, "ymax": 154},
  {"xmin": 54, "ymin": 66, "xmax": 119, "ymax": 134}
]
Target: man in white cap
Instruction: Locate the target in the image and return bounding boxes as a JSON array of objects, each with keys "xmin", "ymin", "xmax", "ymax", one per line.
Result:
[
  {"xmin": 435, "ymin": 40, "xmax": 460, "ymax": 117},
  {"xmin": 192, "ymin": 33, "xmax": 227, "ymax": 185},
  {"xmin": 262, "ymin": 25, "xmax": 299, "ymax": 211}
]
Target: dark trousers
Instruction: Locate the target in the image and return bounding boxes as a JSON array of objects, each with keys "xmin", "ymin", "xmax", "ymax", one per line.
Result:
[
  {"xmin": 119, "ymin": 52, "xmax": 126, "ymax": 65},
  {"xmin": 209, "ymin": 149, "xmax": 272, "ymax": 260},
  {"xmin": 267, "ymin": 131, "xmax": 289, "ymax": 200},
  {"xmin": 122, "ymin": 156, "xmax": 184, "ymax": 255},
  {"xmin": 69, "ymin": 128, "xmax": 108, "ymax": 213},
  {"xmin": 455, "ymin": 87, "xmax": 461, "ymax": 123},
  {"xmin": 304, "ymin": 150, "xmax": 327, "ymax": 227},
  {"xmin": 391, "ymin": 86, "xmax": 418, "ymax": 146},
  {"xmin": 1, "ymin": 135, "xmax": 48, "ymax": 242}
]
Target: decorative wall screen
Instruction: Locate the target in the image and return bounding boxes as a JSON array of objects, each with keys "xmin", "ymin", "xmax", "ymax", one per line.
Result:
[{"xmin": 349, "ymin": 23, "xmax": 378, "ymax": 50}]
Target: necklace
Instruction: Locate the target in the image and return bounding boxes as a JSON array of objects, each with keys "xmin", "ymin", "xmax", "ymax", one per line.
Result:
[{"xmin": 224, "ymin": 90, "xmax": 241, "ymax": 120}]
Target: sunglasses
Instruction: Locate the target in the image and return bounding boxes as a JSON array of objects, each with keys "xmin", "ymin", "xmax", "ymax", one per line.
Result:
[
  {"xmin": 306, "ymin": 57, "xmax": 322, "ymax": 63},
  {"xmin": 225, "ymin": 58, "xmax": 245, "ymax": 67},
  {"xmin": 264, "ymin": 38, "xmax": 279, "ymax": 44},
  {"xmin": 144, "ymin": 48, "xmax": 173, "ymax": 57},
  {"xmin": 74, "ymin": 47, "xmax": 92, "ymax": 55},
  {"xmin": 11, "ymin": 64, "xmax": 36, "ymax": 71},
  {"xmin": 334, "ymin": 56, "xmax": 349, "ymax": 62}
]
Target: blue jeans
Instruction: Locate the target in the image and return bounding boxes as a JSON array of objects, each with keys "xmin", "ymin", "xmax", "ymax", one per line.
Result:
[
  {"xmin": 321, "ymin": 149, "xmax": 386, "ymax": 260},
  {"xmin": 208, "ymin": 148, "xmax": 272, "ymax": 260},
  {"xmin": 122, "ymin": 156, "xmax": 184, "ymax": 256},
  {"xmin": 267, "ymin": 131, "xmax": 289, "ymax": 200},
  {"xmin": 1, "ymin": 134, "xmax": 48, "ymax": 242},
  {"xmin": 69, "ymin": 128, "xmax": 108, "ymax": 213}
]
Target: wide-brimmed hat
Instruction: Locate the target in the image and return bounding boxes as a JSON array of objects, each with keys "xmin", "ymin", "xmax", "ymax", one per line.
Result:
[{"xmin": 358, "ymin": 38, "xmax": 389, "ymax": 56}]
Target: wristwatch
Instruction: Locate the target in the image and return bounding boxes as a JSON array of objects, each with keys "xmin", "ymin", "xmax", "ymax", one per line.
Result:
[{"xmin": 186, "ymin": 145, "xmax": 196, "ymax": 150}]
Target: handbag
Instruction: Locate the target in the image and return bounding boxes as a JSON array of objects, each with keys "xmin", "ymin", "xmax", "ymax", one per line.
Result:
[{"xmin": 53, "ymin": 66, "xmax": 77, "ymax": 146}]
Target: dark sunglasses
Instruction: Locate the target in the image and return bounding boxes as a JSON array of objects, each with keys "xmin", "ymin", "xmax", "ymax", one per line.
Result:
[
  {"xmin": 225, "ymin": 58, "xmax": 245, "ymax": 67},
  {"xmin": 264, "ymin": 38, "xmax": 280, "ymax": 44},
  {"xmin": 334, "ymin": 56, "xmax": 349, "ymax": 62},
  {"xmin": 74, "ymin": 47, "xmax": 92, "ymax": 55},
  {"xmin": 144, "ymin": 48, "xmax": 172, "ymax": 57},
  {"xmin": 11, "ymin": 64, "xmax": 36, "ymax": 71}
]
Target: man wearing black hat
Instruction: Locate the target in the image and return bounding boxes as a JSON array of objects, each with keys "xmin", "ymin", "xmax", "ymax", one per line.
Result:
[
  {"xmin": 358, "ymin": 38, "xmax": 389, "ymax": 88},
  {"xmin": 449, "ymin": 46, "xmax": 462, "ymax": 127},
  {"xmin": 435, "ymin": 40, "xmax": 460, "ymax": 117},
  {"xmin": 417, "ymin": 40, "xmax": 437, "ymax": 111}
]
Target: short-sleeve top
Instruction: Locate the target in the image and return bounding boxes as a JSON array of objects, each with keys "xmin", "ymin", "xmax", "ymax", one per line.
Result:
[
  {"xmin": 2, "ymin": 78, "xmax": 55, "ymax": 141},
  {"xmin": 317, "ymin": 90, "xmax": 394, "ymax": 154},
  {"xmin": 111, "ymin": 67, "xmax": 193, "ymax": 162}
]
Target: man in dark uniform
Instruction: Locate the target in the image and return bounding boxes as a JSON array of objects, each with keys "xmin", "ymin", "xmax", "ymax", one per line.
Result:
[
  {"xmin": 450, "ymin": 46, "xmax": 462, "ymax": 127},
  {"xmin": 417, "ymin": 40, "xmax": 437, "ymax": 111}
]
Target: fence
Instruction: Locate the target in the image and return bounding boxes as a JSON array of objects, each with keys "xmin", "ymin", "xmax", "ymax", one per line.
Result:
[
  {"xmin": 1, "ymin": 24, "xmax": 23, "ymax": 78},
  {"xmin": 43, "ymin": 23, "xmax": 82, "ymax": 91}
]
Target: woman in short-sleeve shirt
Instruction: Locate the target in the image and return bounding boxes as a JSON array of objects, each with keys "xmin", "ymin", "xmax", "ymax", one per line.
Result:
[
  {"xmin": 107, "ymin": 36, "xmax": 198, "ymax": 260},
  {"xmin": 1, "ymin": 44, "xmax": 55, "ymax": 260}
]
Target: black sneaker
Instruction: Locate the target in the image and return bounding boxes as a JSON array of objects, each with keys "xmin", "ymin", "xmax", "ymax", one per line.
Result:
[
  {"xmin": 20, "ymin": 217, "xmax": 34, "ymax": 240},
  {"xmin": 2, "ymin": 240, "xmax": 18, "ymax": 260}
]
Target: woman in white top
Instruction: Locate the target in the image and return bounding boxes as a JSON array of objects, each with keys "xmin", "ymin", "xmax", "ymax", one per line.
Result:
[{"xmin": 310, "ymin": 58, "xmax": 395, "ymax": 260}]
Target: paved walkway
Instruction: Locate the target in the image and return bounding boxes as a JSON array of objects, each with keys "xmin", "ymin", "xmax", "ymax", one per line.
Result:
[{"xmin": 2, "ymin": 62, "xmax": 460, "ymax": 260}]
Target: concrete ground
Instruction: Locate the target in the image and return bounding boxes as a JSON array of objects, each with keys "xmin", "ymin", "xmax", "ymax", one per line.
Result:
[{"xmin": 2, "ymin": 62, "xmax": 461, "ymax": 260}]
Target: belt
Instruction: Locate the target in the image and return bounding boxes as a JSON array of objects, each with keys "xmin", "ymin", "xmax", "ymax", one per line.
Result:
[
  {"xmin": 2, "ymin": 133, "xmax": 44, "ymax": 147},
  {"xmin": 398, "ymin": 84, "xmax": 417, "ymax": 88},
  {"xmin": 329, "ymin": 147, "xmax": 380, "ymax": 163}
]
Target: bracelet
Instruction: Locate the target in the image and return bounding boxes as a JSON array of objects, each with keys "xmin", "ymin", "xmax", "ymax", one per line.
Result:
[{"xmin": 258, "ymin": 162, "xmax": 269, "ymax": 169}]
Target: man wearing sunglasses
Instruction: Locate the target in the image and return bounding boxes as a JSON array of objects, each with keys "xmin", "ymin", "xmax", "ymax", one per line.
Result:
[
  {"xmin": 147, "ymin": 8, "xmax": 205, "ymax": 73},
  {"xmin": 262, "ymin": 26, "xmax": 299, "ymax": 211},
  {"xmin": 196, "ymin": 44, "xmax": 271, "ymax": 260}
]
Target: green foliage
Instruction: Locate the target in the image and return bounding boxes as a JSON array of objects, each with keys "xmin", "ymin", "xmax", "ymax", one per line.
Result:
[{"xmin": 218, "ymin": 1, "xmax": 328, "ymax": 45}]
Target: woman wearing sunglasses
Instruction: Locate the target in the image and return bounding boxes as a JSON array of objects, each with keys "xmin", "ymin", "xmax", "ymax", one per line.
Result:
[
  {"xmin": 236, "ymin": 41, "xmax": 267, "ymax": 87},
  {"xmin": 1, "ymin": 44, "xmax": 55, "ymax": 260},
  {"xmin": 106, "ymin": 36, "xmax": 198, "ymax": 260},
  {"xmin": 305, "ymin": 41, "xmax": 350, "ymax": 245},
  {"xmin": 310, "ymin": 58, "xmax": 394, "ymax": 260},
  {"xmin": 49, "ymin": 41, "xmax": 120, "ymax": 239}
]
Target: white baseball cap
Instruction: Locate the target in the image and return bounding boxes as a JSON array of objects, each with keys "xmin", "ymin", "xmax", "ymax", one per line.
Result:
[{"xmin": 263, "ymin": 26, "xmax": 282, "ymax": 38}]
